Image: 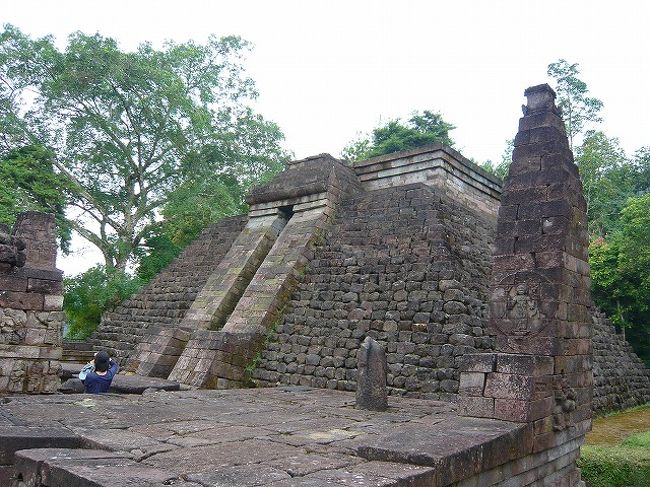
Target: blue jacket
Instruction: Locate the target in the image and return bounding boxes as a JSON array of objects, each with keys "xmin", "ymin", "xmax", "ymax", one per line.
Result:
[{"xmin": 82, "ymin": 360, "xmax": 119, "ymax": 394}]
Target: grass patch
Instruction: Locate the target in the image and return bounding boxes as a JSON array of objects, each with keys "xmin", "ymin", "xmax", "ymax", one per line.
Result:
[
  {"xmin": 579, "ymin": 444, "xmax": 650, "ymax": 487},
  {"xmin": 587, "ymin": 403, "xmax": 650, "ymax": 446},
  {"xmin": 581, "ymin": 404, "xmax": 650, "ymax": 486},
  {"xmin": 621, "ymin": 430, "xmax": 650, "ymax": 448}
]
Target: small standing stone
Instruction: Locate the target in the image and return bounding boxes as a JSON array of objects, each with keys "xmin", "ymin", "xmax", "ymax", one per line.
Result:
[{"xmin": 356, "ymin": 336, "xmax": 388, "ymax": 411}]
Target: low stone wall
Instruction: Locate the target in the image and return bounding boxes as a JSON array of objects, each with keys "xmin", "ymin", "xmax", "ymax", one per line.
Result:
[{"xmin": 0, "ymin": 212, "xmax": 63, "ymax": 394}]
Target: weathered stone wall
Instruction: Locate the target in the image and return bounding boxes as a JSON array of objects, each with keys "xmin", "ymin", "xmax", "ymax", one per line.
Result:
[
  {"xmin": 592, "ymin": 311, "xmax": 650, "ymax": 411},
  {"xmin": 0, "ymin": 212, "xmax": 63, "ymax": 393},
  {"xmin": 88, "ymin": 216, "xmax": 246, "ymax": 364},
  {"xmin": 252, "ymin": 183, "xmax": 496, "ymax": 397}
]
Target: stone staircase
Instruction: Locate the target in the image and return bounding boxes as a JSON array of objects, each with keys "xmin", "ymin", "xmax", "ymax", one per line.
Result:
[{"xmin": 86, "ymin": 216, "xmax": 247, "ymax": 364}]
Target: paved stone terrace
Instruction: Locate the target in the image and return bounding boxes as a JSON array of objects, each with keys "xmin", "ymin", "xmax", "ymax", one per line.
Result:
[{"xmin": 0, "ymin": 388, "xmax": 529, "ymax": 486}]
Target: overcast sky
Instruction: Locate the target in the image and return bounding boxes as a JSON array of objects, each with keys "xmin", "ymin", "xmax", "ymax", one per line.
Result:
[{"xmin": 3, "ymin": 0, "xmax": 649, "ymax": 275}]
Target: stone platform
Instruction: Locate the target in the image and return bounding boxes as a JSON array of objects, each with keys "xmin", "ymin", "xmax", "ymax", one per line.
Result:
[{"xmin": 0, "ymin": 387, "xmax": 531, "ymax": 487}]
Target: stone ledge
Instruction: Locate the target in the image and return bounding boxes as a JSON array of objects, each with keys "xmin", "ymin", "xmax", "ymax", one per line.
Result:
[
  {"xmin": 0, "ymin": 426, "xmax": 81, "ymax": 464},
  {"xmin": 0, "ymin": 345, "xmax": 62, "ymax": 360},
  {"xmin": 355, "ymin": 419, "xmax": 531, "ymax": 485}
]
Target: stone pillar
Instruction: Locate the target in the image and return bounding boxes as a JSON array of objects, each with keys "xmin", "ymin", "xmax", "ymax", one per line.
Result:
[
  {"xmin": 0, "ymin": 212, "xmax": 63, "ymax": 393},
  {"xmin": 458, "ymin": 85, "xmax": 592, "ymax": 486},
  {"xmin": 356, "ymin": 337, "xmax": 388, "ymax": 411}
]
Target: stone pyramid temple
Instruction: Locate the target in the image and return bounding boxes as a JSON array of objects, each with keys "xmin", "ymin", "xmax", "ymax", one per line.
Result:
[
  {"xmin": 74, "ymin": 91, "xmax": 650, "ymax": 414},
  {"xmin": 3, "ymin": 83, "xmax": 650, "ymax": 487}
]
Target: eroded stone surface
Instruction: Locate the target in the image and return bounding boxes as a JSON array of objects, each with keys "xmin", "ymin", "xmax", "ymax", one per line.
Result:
[{"xmin": 0, "ymin": 388, "xmax": 529, "ymax": 487}]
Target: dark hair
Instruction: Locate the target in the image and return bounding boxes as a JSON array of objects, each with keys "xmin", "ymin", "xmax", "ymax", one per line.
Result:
[{"xmin": 94, "ymin": 351, "xmax": 110, "ymax": 372}]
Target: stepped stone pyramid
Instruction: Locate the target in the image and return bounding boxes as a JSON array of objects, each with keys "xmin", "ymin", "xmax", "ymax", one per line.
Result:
[{"xmin": 80, "ymin": 96, "xmax": 650, "ymax": 413}]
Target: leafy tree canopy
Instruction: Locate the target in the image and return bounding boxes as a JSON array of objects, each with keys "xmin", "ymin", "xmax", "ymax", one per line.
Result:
[
  {"xmin": 575, "ymin": 131, "xmax": 635, "ymax": 237},
  {"xmin": 0, "ymin": 145, "xmax": 72, "ymax": 250},
  {"xmin": 63, "ymin": 265, "xmax": 144, "ymax": 339},
  {"xmin": 0, "ymin": 25, "xmax": 288, "ymax": 271},
  {"xmin": 590, "ymin": 193, "xmax": 650, "ymax": 361},
  {"xmin": 547, "ymin": 59, "xmax": 603, "ymax": 149},
  {"xmin": 342, "ymin": 110, "xmax": 455, "ymax": 161}
]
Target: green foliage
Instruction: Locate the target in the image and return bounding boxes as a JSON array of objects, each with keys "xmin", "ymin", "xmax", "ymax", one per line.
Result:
[
  {"xmin": 342, "ymin": 110, "xmax": 455, "ymax": 161},
  {"xmin": 63, "ymin": 266, "xmax": 144, "ymax": 339},
  {"xmin": 162, "ymin": 176, "xmax": 245, "ymax": 247},
  {"xmin": 547, "ymin": 59, "xmax": 603, "ymax": 149},
  {"xmin": 0, "ymin": 145, "xmax": 73, "ymax": 251},
  {"xmin": 576, "ymin": 131, "xmax": 634, "ymax": 237},
  {"xmin": 134, "ymin": 231, "xmax": 180, "ymax": 282},
  {"xmin": 0, "ymin": 25, "xmax": 288, "ymax": 271},
  {"xmin": 578, "ymin": 445, "xmax": 650, "ymax": 487},
  {"xmin": 622, "ymin": 431, "xmax": 650, "ymax": 448},
  {"xmin": 632, "ymin": 147, "xmax": 650, "ymax": 195},
  {"xmin": 590, "ymin": 194, "xmax": 650, "ymax": 361}
]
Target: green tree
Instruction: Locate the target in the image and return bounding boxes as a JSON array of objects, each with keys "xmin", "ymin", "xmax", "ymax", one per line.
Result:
[
  {"xmin": 0, "ymin": 25, "xmax": 287, "ymax": 271},
  {"xmin": 575, "ymin": 131, "xmax": 633, "ymax": 237},
  {"xmin": 342, "ymin": 110, "xmax": 455, "ymax": 161},
  {"xmin": 631, "ymin": 147, "xmax": 650, "ymax": 195},
  {"xmin": 63, "ymin": 265, "xmax": 144, "ymax": 339},
  {"xmin": 590, "ymin": 193, "xmax": 650, "ymax": 361},
  {"xmin": 547, "ymin": 59, "xmax": 603, "ymax": 149},
  {"xmin": 0, "ymin": 145, "xmax": 72, "ymax": 250}
]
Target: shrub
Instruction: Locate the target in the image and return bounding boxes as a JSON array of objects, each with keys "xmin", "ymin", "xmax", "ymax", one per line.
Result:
[{"xmin": 63, "ymin": 266, "xmax": 144, "ymax": 339}]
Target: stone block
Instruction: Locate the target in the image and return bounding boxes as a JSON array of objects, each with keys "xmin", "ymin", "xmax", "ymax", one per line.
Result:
[
  {"xmin": 455, "ymin": 396, "xmax": 495, "ymax": 418},
  {"xmin": 27, "ymin": 278, "xmax": 63, "ymax": 294},
  {"xmin": 494, "ymin": 397, "xmax": 554, "ymax": 423},
  {"xmin": 496, "ymin": 354, "xmax": 554, "ymax": 376},
  {"xmin": 43, "ymin": 294, "xmax": 64, "ymax": 311},
  {"xmin": 458, "ymin": 353, "xmax": 496, "ymax": 373},
  {"xmin": 459, "ymin": 372, "xmax": 485, "ymax": 396},
  {"xmin": 0, "ymin": 275, "xmax": 28, "ymax": 292},
  {"xmin": 0, "ymin": 291, "xmax": 44, "ymax": 311}
]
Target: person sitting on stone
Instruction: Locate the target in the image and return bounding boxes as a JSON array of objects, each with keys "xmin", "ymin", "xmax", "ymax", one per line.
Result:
[{"xmin": 79, "ymin": 351, "xmax": 119, "ymax": 394}]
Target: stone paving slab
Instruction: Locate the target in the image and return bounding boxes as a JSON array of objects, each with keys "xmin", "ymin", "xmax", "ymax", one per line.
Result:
[{"xmin": 0, "ymin": 387, "xmax": 529, "ymax": 487}]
